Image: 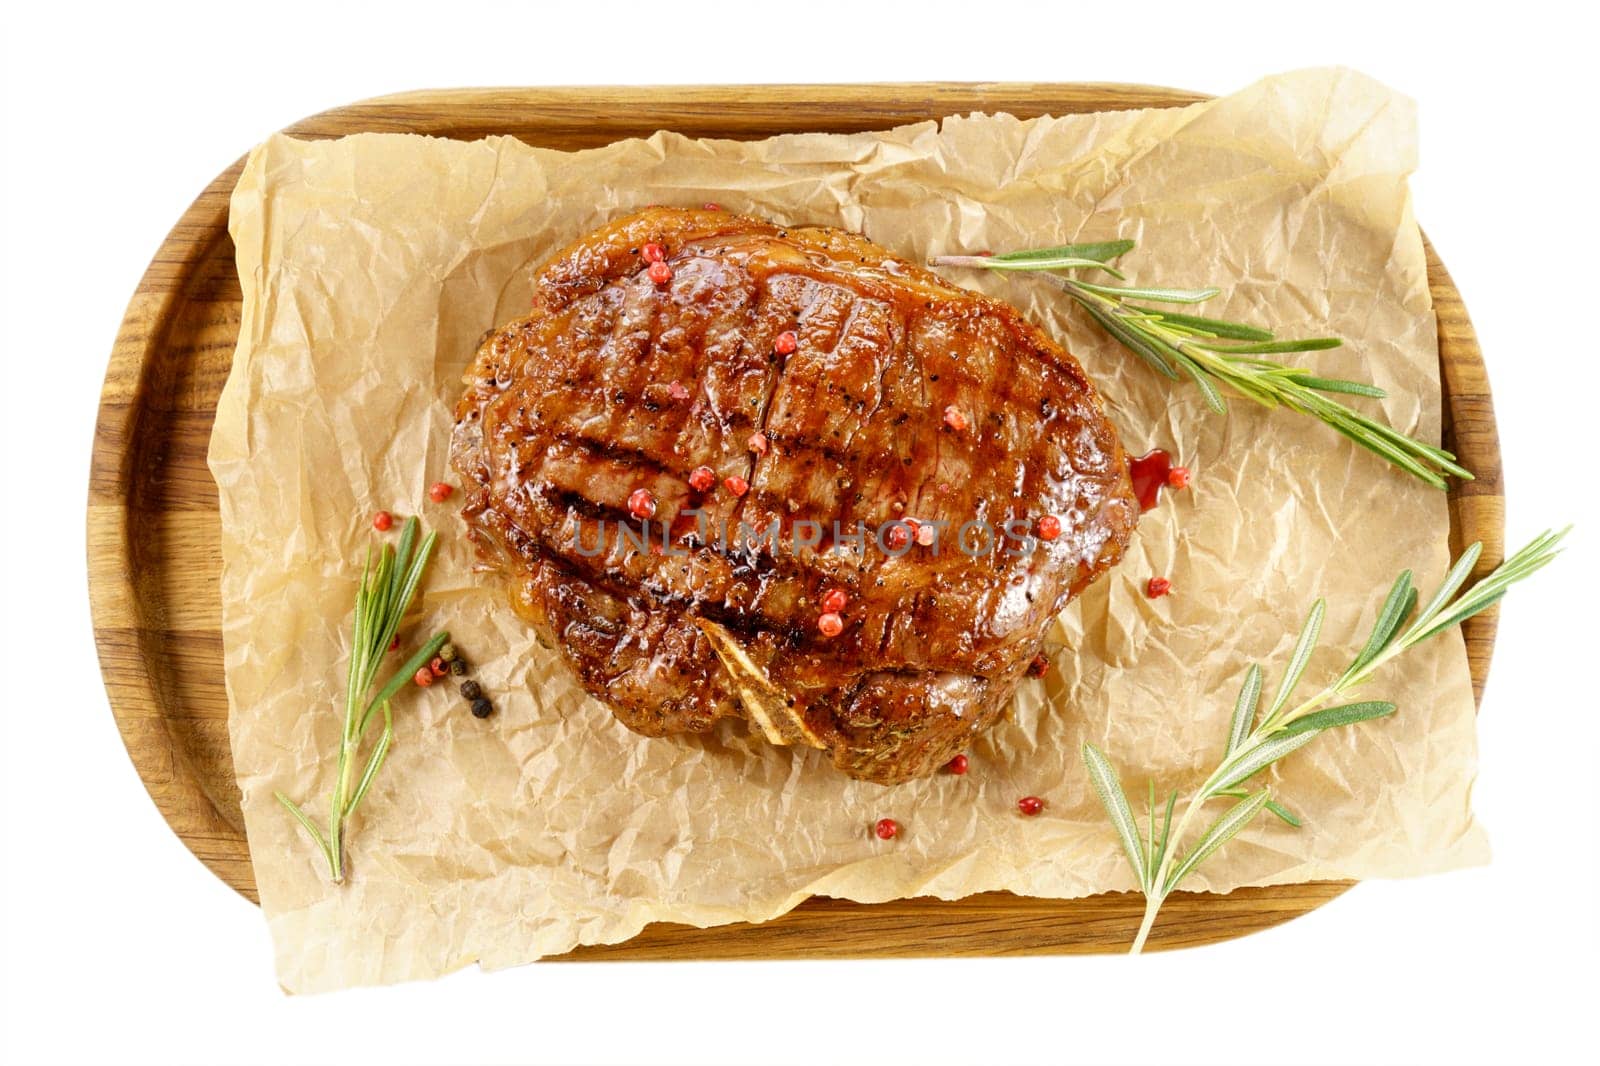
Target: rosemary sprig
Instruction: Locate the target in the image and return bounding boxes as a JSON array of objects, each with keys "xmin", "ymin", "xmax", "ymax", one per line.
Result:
[
  {"xmin": 930, "ymin": 241, "xmax": 1472, "ymax": 490},
  {"xmin": 275, "ymin": 516, "xmax": 448, "ymax": 883},
  {"xmin": 1083, "ymin": 528, "xmax": 1567, "ymax": 953}
]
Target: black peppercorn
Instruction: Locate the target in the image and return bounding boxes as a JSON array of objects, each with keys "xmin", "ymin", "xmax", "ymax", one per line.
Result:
[
  {"xmin": 470, "ymin": 698, "xmax": 493, "ymax": 719},
  {"xmin": 449, "ymin": 658, "xmax": 467, "ymax": 677},
  {"xmin": 460, "ymin": 679, "xmax": 482, "ymax": 701}
]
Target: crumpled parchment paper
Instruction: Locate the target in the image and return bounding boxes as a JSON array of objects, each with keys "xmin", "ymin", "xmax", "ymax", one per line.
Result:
[{"xmin": 209, "ymin": 68, "xmax": 1486, "ymax": 993}]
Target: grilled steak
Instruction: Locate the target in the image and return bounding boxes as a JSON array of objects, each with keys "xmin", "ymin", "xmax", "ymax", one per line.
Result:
[{"xmin": 451, "ymin": 207, "xmax": 1138, "ymax": 784}]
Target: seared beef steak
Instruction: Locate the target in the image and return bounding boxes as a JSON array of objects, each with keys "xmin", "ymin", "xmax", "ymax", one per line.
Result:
[{"xmin": 451, "ymin": 207, "xmax": 1138, "ymax": 784}]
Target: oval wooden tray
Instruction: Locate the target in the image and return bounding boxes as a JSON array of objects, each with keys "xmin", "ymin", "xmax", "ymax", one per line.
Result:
[{"xmin": 87, "ymin": 83, "xmax": 1504, "ymax": 958}]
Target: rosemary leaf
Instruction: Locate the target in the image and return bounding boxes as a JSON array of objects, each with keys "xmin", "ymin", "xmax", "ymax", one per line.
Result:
[
  {"xmin": 1146, "ymin": 780, "xmax": 1158, "ymax": 875},
  {"xmin": 1268, "ymin": 600, "xmax": 1326, "ymax": 717},
  {"xmin": 1344, "ymin": 573, "xmax": 1415, "ymax": 678},
  {"xmin": 1194, "ymin": 337, "xmax": 1343, "ymax": 354},
  {"xmin": 1164, "ymin": 790, "xmax": 1272, "ymax": 893},
  {"xmin": 275, "ymin": 792, "xmax": 330, "ymax": 856},
  {"xmin": 1287, "ymin": 374, "xmax": 1388, "ymax": 399},
  {"xmin": 1279, "ymin": 700, "xmax": 1397, "ymax": 737},
  {"xmin": 931, "ymin": 253, "xmax": 1125, "ymax": 275},
  {"xmin": 1077, "ymin": 298, "xmax": 1182, "ymax": 380},
  {"xmin": 1178, "ymin": 358, "xmax": 1228, "ymax": 414},
  {"xmin": 1152, "ymin": 790, "xmax": 1179, "ymax": 873},
  {"xmin": 360, "ymin": 632, "xmax": 448, "ymax": 735},
  {"xmin": 991, "ymin": 238, "xmax": 1136, "ymax": 264},
  {"xmin": 1408, "ymin": 542, "xmax": 1484, "ymax": 637},
  {"xmin": 1144, "ymin": 309, "xmax": 1275, "ymax": 342},
  {"xmin": 1209, "ymin": 731, "xmax": 1317, "ymax": 794},
  {"xmin": 1072, "ymin": 279, "xmax": 1221, "ymax": 304},
  {"xmin": 1265, "ymin": 799, "xmax": 1302, "ymax": 828},
  {"xmin": 346, "ymin": 701, "xmax": 394, "ymax": 819},
  {"xmin": 1083, "ymin": 743, "xmax": 1150, "ymax": 891},
  {"xmin": 1319, "ymin": 413, "xmax": 1449, "ymax": 490},
  {"xmin": 1215, "ymin": 787, "xmax": 1302, "ymax": 827},
  {"xmin": 1226, "ymin": 664, "xmax": 1263, "ymax": 756}
]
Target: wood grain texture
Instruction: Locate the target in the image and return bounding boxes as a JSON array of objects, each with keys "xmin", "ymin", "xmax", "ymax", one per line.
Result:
[{"xmin": 87, "ymin": 83, "xmax": 1504, "ymax": 958}]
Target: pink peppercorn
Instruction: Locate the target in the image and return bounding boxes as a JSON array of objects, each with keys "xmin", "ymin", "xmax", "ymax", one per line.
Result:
[
  {"xmin": 688, "ymin": 466, "xmax": 716, "ymax": 493},
  {"xmin": 627, "ymin": 488, "xmax": 657, "ymax": 520}
]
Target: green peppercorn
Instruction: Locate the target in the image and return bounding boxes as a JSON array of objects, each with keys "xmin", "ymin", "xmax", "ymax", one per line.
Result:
[
  {"xmin": 470, "ymin": 698, "xmax": 493, "ymax": 719},
  {"xmin": 449, "ymin": 658, "xmax": 467, "ymax": 677},
  {"xmin": 460, "ymin": 679, "xmax": 482, "ymax": 701},
  {"xmin": 439, "ymin": 642, "xmax": 458, "ymax": 663}
]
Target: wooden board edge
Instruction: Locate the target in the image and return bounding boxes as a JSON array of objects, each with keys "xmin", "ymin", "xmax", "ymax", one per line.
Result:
[
  {"xmin": 282, "ymin": 83, "xmax": 1208, "ymax": 141},
  {"xmin": 88, "ymin": 181, "xmax": 244, "ymax": 891},
  {"xmin": 1424, "ymin": 239, "xmax": 1505, "ymax": 703},
  {"xmin": 553, "ymin": 881, "xmax": 1357, "ymax": 960}
]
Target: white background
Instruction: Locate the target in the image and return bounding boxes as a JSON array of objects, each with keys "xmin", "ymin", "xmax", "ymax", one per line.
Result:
[{"xmin": 4, "ymin": 3, "xmax": 1597, "ymax": 1064}]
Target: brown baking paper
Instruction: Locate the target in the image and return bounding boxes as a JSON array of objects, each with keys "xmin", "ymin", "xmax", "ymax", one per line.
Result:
[{"xmin": 210, "ymin": 68, "xmax": 1485, "ymax": 993}]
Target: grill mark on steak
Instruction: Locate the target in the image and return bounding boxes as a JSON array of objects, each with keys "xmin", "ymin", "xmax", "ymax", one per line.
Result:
[
  {"xmin": 721, "ymin": 275, "xmax": 835, "ymax": 540},
  {"xmin": 452, "ymin": 206, "xmax": 1138, "ymax": 784},
  {"xmin": 543, "ymin": 428, "xmax": 686, "ymax": 487},
  {"xmin": 535, "ymin": 481, "xmax": 884, "ymax": 652},
  {"xmin": 526, "ymin": 525, "xmax": 812, "ymax": 648}
]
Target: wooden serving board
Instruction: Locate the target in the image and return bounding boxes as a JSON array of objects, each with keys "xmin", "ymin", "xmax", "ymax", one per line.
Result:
[{"xmin": 87, "ymin": 83, "xmax": 1504, "ymax": 958}]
